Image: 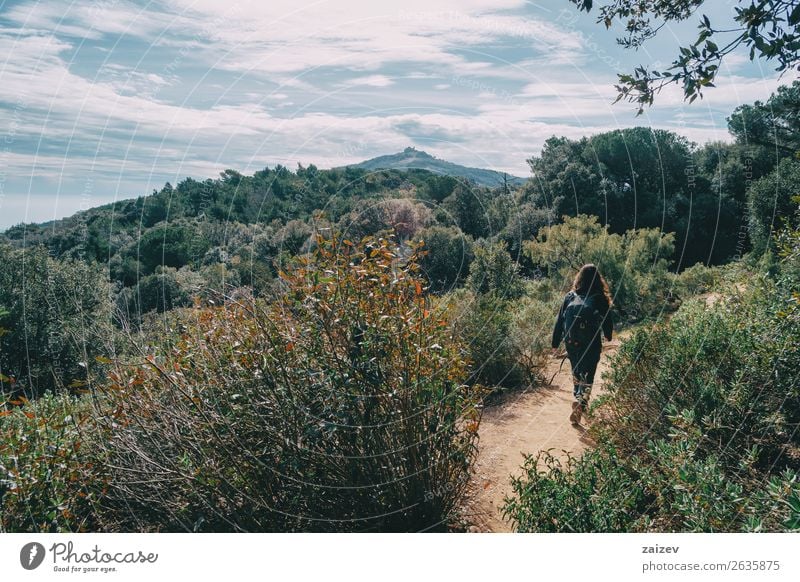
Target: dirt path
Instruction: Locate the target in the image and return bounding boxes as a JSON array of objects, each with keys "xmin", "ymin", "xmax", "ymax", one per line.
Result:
[{"xmin": 461, "ymin": 335, "xmax": 623, "ymax": 532}]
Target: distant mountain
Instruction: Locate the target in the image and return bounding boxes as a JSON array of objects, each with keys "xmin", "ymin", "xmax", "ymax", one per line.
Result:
[{"xmin": 346, "ymin": 147, "xmax": 527, "ymax": 188}]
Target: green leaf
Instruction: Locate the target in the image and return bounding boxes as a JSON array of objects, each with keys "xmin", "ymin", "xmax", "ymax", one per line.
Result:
[{"xmin": 789, "ymin": 4, "xmax": 800, "ymax": 26}]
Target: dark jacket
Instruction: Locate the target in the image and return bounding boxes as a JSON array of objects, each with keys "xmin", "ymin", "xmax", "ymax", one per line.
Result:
[{"xmin": 551, "ymin": 290, "xmax": 613, "ymax": 352}]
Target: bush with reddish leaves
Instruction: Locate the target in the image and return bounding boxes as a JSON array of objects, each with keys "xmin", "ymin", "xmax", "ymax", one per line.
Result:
[{"xmin": 94, "ymin": 236, "xmax": 481, "ymax": 531}]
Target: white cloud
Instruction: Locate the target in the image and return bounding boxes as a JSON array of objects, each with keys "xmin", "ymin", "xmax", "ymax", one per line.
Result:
[
  {"xmin": 4, "ymin": 0, "xmax": 177, "ymax": 40},
  {"xmin": 343, "ymin": 75, "xmax": 394, "ymax": 88},
  {"xmin": 5, "ymin": 0, "xmax": 578, "ymax": 83},
  {"xmin": 98, "ymin": 65, "xmax": 173, "ymax": 97},
  {"xmin": 1, "ymin": 23, "xmax": 784, "ymax": 190}
]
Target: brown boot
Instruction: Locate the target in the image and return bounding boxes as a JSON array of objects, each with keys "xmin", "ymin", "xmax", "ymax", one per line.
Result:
[{"xmin": 569, "ymin": 401, "xmax": 581, "ymax": 425}]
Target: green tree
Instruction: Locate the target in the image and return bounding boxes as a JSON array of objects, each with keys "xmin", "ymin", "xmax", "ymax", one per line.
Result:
[
  {"xmin": 500, "ymin": 202, "xmax": 554, "ymax": 265},
  {"xmin": 466, "ymin": 240, "xmax": 524, "ymax": 300},
  {"xmin": 442, "ymin": 184, "xmax": 491, "ymax": 239},
  {"xmin": 137, "ymin": 221, "xmax": 210, "ymax": 274},
  {"xmin": 115, "ymin": 266, "xmax": 193, "ymax": 326},
  {"xmin": 142, "ymin": 184, "xmax": 172, "ymax": 227},
  {"xmin": 728, "ymin": 80, "xmax": 800, "ymax": 154},
  {"xmin": 416, "ymin": 226, "xmax": 475, "ymax": 292},
  {"xmin": 747, "ymin": 157, "xmax": 800, "ymax": 255},
  {"xmin": 525, "ymin": 128, "xmax": 709, "ymax": 265},
  {"xmin": 526, "ymin": 215, "xmax": 676, "ymax": 319},
  {"xmin": 0, "ymin": 245, "xmax": 113, "ymax": 397},
  {"xmin": 422, "ymin": 175, "xmax": 459, "ymax": 203}
]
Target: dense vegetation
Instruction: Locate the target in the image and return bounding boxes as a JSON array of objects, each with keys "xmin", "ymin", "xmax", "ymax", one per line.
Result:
[
  {"xmin": 1, "ymin": 236, "xmax": 481, "ymax": 532},
  {"xmin": 2, "ymin": 82, "xmax": 799, "ymax": 532},
  {"xmin": 503, "ymin": 215, "xmax": 800, "ymax": 531},
  {"xmin": 96, "ymin": 236, "xmax": 481, "ymax": 532}
]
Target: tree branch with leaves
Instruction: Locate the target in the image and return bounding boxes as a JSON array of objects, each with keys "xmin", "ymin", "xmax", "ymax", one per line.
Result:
[{"xmin": 569, "ymin": 0, "xmax": 800, "ymax": 113}]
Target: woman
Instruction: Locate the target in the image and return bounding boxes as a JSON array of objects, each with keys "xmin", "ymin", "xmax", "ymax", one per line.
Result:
[{"xmin": 551, "ymin": 264, "xmax": 613, "ymax": 425}]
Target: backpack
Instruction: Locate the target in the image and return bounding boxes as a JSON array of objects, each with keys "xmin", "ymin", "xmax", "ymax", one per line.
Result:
[{"xmin": 563, "ymin": 292, "xmax": 603, "ymax": 349}]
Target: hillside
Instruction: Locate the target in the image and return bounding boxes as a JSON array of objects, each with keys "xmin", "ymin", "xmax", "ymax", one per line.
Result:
[
  {"xmin": 0, "ymin": 162, "xmax": 511, "ymax": 312},
  {"xmin": 0, "ymin": 165, "xmax": 473, "ymax": 260},
  {"xmin": 345, "ymin": 147, "xmax": 526, "ymax": 188}
]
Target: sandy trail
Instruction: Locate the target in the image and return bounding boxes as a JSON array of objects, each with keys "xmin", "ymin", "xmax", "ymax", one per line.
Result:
[{"xmin": 461, "ymin": 335, "xmax": 623, "ymax": 532}]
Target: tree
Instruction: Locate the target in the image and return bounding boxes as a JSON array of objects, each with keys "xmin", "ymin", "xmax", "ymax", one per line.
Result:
[
  {"xmin": 0, "ymin": 245, "xmax": 113, "ymax": 397},
  {"xmin": 692, "ymin": 141, "xmax": 777, "ymax": 262},
  {"xmin": 115, "ymin": 266, "xmax": 193, "ymax": 327},
  {"xmin": 466, "ymin": 240, "xmax": 524, "ymax": 300},
  {"xmin": 441, "ymin": 184, "xmax": 491, "ymax": 239},
  {"xmin": 137, "ymin": 220, "xmax": 210, "ymax": 274},
  {"xmin": 525, "ymin": 215, "xmax": 676, "ymax": 319},
  {"xmin": 524, "ymin": 128, "xmax": 714, "ymax": 266},
  {"xmin": 422, "ymin": 175, "xmax": 458, "ymax": 203},
  {"xmin": 746, "ymin": 157, "xmax": 800, "ymax": 255},
  {"xmin": 499, "ymin": 203, "xmax": 554, "ymax": 271},
  {"xmin": 415, "ymin": 226, "xmax": 474, "ymax": 292},
  {"xmin": 569, "ymin": 0, "xmax": 800, "ymax": 113},
  {"xmin": 728, "ymin": 80, "xmax": 800, "ymax": 154}
]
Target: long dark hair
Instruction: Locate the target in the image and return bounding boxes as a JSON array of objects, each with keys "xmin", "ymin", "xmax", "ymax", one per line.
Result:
[{"xmin": 572, "ymin": 264, "xmax": 612, "ymax": 309}]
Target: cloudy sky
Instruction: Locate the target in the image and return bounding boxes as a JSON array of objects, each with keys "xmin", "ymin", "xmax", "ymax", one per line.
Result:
[{"xmin": 0, "ymin": 0, "xmax": 794, "ymax": 229}]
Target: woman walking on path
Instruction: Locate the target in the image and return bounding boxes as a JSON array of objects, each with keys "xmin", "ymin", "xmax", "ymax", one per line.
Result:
[{"xmin": 551, "ymin": 264, "xmax": 613, "ymax": 425}]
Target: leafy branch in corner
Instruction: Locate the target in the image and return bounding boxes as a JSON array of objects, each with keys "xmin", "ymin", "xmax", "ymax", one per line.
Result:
[{"xmin": 570, "ymin": 0, "xmax": 800, "ymax": 113}]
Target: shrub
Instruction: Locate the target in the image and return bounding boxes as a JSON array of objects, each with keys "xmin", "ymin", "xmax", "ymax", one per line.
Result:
[
  {"xmin": 0, "ymin": 394, "xmax": 100, "ymax": 532},
  {"xmin": 523, "ymin": 277, "xmax": 560, "ymax": 303},
  {"xmin": 466, "ymin": 240, "xmax": 524, "ymax": 300},
  {"xmin": 502, "ymin": 267, "xmax": 800, "ymax": 531},
  {"xmin": 602, "ymin": 291, "xmax": 799, "ymax": 468},
  {"xmin": 0, "ymin": 244, "xmax": 114, "ymax": 397},
  {"xmin": 415, "ymin": 226, "xmax": 474, "ymax": 293},
  {"xmin": 675, "ymin": 262, "xmax": 718, "ymax": 296},
  {"xmin": 503, "ymin": 429, "xmax": 800, "ymax": 532},
  {"xmin": 271, "ymin": 219, "xmax": 313, "ymax": 257},
  {"xmin": 94, "ymin": 235, "xmax": 481, "ymax": 532},
  {"xmin": 339, "ymin": 199, "xmax": 431, "ymax": 242},
  {"xmin": 503, "ymin": 446, "xmax": 647, "ymax": 532},
  {"xmin": 449, "ymin": 292, "xmax": 523, "ymax": 390},
  {"xmin": 525, "ymin": 215, "xmax": 676, "ymax": 320},
  {"xmin": 507, "ymin": 295, "xmax": 559, "ymax": 386},
  {"xmin": 114, "ymin": 266, "xmax": 193, "ymax": 327},
  {"xmin": 446, "ymin": 288, "xmax": 552, "ymax": 391}
]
